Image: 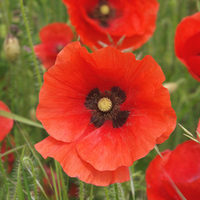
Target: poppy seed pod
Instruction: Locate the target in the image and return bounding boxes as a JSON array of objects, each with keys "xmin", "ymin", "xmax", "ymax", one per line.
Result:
[{"xmin": 3, "ymin": 33, "xmax": 20, "ymax": 62}]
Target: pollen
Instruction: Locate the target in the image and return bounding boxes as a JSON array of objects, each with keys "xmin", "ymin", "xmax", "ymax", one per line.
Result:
[
  {"xmin": 98, "ymin": 97, "xmax": 112, "ymax": 112},
  {"xmin": 100, "ymin": 5, "xmax": 110, "ymax": 15}
]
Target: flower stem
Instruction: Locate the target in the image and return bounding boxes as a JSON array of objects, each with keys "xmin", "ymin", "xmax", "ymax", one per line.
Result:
[
  {"xmin": 19, "ymin": 0, "xmax": 42, "ymax": 88},
  {"xmin": 104, "ymin": 187, "xmax": 110, "ymax": 200},
  {"xmin": 114, "ymin": 184, "xmax": 119, "ymax": 200},
  {"xmin": 0, "ymin": 0, "xmax": 10, "ymax": 33},
  {"xmin": 0, "ymin": 159, "xmax": 10, "ymax": 199},
  {"xmin": 129, "ymin": 167, "xmax": 136, "ymax": 200},
  {"xmin": 79, "ymin": 180, "xmax": 84, "ymax": 200},
  {"xmin": 89, "ymin": 184, "xmax": 94, "ymax": 200}
]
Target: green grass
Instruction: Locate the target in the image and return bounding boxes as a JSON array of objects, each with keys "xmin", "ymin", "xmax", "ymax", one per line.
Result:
[{"xmin": 0, "ymin": 0, "xmax": 199, "ymax": 199}]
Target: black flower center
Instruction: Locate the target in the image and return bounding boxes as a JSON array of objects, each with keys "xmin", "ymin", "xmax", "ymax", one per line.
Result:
[
  {"xmin": 88, "ymin": 0, "xmax": 115, "ymax": 27},
  {"xmin": 84, "ymin": 86, "xmax": 130, "ymax": 128}
]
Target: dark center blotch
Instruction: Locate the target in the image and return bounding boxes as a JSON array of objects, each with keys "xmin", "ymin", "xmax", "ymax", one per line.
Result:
[
  {"xmin": 85, "ymin": 86, "xmax": 130, "ymax": 128},
  {"xmin": 88, "ymin": 1, "xmax": 115, "ymax": 27}
]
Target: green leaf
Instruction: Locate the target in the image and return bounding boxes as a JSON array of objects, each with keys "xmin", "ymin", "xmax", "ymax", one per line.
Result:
[{"xmin": 0, "ymin": 110, "xmax": 43, "ymax": 128}]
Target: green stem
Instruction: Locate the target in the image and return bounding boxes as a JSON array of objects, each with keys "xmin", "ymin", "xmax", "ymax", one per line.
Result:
[
  {"xmin": 60, "ymin": 172, "xmax": 69, "ymax": 200},
  {"xmin": 117, "ymin": 183, "xmax": 125, "ymax": 200},
  {"xmin": 0, "ymin": 159, "xmax": 9, "ymax": 199},
  {"xmin": 79, "ymin": 180, "xmax": 84, "ymax": 200},
  {"xmin": 0, "ymin": 145, "xmax": 26, "ymax": 158},
  {"xmin": 104, "ymin": 187, "xmax": 110, "ymax": 200},
  {"xmin": 14, "ymin": 147, "xmax": 25, "ymax": 200},
  {"xmin": 0, "ymin": 0, "xmax": 9, "ymax": 33},
  {"xmin": 129, "ymin": 167, "xmax": 135, "ymax": 200},
  {"xmin": 19, "ymin": 0, "xmax": 42, "ymax": 88},
  {"xmin": 26, "ymin": 167, "xmax": 49, "ymax": 200},
  {"xmin": 89, "ymin": 185, "xmax": 94, "ymax": 200},
  {"xmin": 30, "ymin": 162, "xmax": 38, "ymax": 200},
  {"xmin": 0, "ymin": 110, "xmax": 43, "ymax": 128},
  {"xmin": 114, "ymin": 184, "xmax": 119, "ymax": 200},
  {"xmin": 17, "ymin": 125, "xmax": 52, "ymax": 190},
  {"xmin": 21, "ymin": 163, "xmax": 32, "ymax": 200},
  {"xmin": 50, "ymin": 166, "xmax": 59, "ymax": 200},
  {"xmin": 55, "ymin": 160, "xmax": 62, "ymax": 200}
]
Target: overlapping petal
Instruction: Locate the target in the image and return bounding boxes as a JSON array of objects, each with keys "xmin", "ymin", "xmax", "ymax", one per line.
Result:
[{"xmin": 35, "ymin": 135, "xmax": 130, "ymax": 186}]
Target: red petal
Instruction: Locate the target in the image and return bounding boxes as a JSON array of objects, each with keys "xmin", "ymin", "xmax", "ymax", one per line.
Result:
[
  {"xmin": 37, "ymin": 43, "xmax": 98, "ymax": 142},
  {"xmin": 34, "ymin": 44, "xmax": 57, "ymax": 69},
  {"xmin": 91, "ymin": 50, "xmax": 165, "ymax": 88},
  {"xmin": 35, "ymin": 136, "xmax": 130, "ymax": 186},
  {"xmin": 0, "ymin": 101, "xmax": 14, "ymax": 142},
  {"xmin": 175, "ymin": 12, "xmax": 200, "ymax": 81},
  {"xmin": 184, "ymin": 56, "xmax": 200, "ymax": 81},
  {"xmin": 40, "ymin": 23, "xmax": 73, "ymax": 44},
  {"xmin": 154, "ymin": 86, "xmax": 177, "ymax": 144},
  {"xmin": 146, "ymin": 150, "xmax": 173, "ymax": 200}
]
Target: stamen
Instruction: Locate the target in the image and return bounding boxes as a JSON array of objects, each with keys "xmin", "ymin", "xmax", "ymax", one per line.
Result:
[
  {"xmin": 85, "ymin": 86, "xmax": 129, "ymax": 128},
  {"xmin": 98, "ymin": 97, "xmax": 112, "ymax": 112},
  {"xmin": 100, "ymin": 5, "xmax": 110, "ymax": 15}
]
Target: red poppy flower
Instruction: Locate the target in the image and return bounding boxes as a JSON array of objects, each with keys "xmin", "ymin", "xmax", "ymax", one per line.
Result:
[
  {"xmin": 175, "ymin": 12, "xmax": 200, "ymax": 81},
  {"xmin": 62, "ymin": 0, "xmax": 159, "ymax": 51},
  {"xmin": 146, "ymin": 140, "xmax": 200, "ymax": 200},
  {"xmin": 1, "ymin": 136, "xmax": 15, "ymax": 173},
  {"xmin": 0, "ymin": 101, "xmax": 14, "ymax": 142},
  {"xmin": 35, "ymin": 41, "xmax": 176, "ymax": 186},
  {"xmin": 34, "ymin": 23, "xmax": 73, "ymax": 69}
]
